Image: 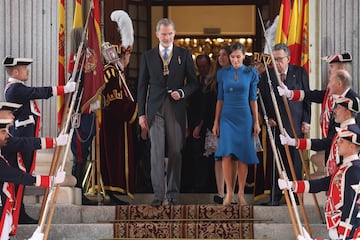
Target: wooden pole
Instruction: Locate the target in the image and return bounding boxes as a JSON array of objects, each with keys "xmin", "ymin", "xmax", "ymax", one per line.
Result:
[
  {"xmin": 35, "ymin": 8, "xmax": 92, "ymax": 239},
  {"xmin": 258, "ymin": 90, "xmax": 300, "ymax": 237},
  {"xmin": 257, "ymin": 8, "xmax": 312, "ymax": 237}
]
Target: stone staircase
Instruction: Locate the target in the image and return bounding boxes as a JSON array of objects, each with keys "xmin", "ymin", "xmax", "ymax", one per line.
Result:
[
  {"xmin": 15, "ymin": 193, "xmax": 329, "ymax": 240},
  {"xmin": 14, "ymin": 150, "xmax": 330, "ymax": 239}
]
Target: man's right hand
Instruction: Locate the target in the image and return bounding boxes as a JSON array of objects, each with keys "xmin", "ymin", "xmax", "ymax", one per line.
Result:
[
  {"xmin": 277, "ymin": 83, "xmax": 293, "ymax": 99},
  {"xmin": 278, "ymin": 178, "xmax": 293, "ymax": 190},
  {"xmin": 139, "ymin": 115, "xmax": 148, "ymax": 131}
]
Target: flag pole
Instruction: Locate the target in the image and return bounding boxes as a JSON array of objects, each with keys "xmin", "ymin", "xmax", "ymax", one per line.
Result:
[
  {"xmin": 258, "ymin": 88, "xmax": 301, "ymax": 237},
  {"xmin": 259, "ymin": 6, "xmax": 324, "ymax": 224},
  {"xmin": 34, "ymin": 7, "xmax": 92, "ymax": 240},
  {"xmin": 258, "ymin": 8, "xmax": 313, "ymax": 236}
]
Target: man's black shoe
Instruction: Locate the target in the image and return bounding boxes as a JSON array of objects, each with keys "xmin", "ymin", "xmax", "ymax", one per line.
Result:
[
  {"xmin": 18, "ymin": 212, "xmax": 38, "ymax": 224},
  {"xmin": 213, "ymin": 195, "xmax": 223, "ymax": 204},
  {"xmin": 106, "ymin": 195, "xmax": 129, "ymax": 206},
  {"xmin": 168, "ymin": 198, "xmax": 178, "ymax": 205},
  {"xmin": 262, "ymin": 201, "xmax": 280, "ymax": 206},
  {"xmin": 82, "ymin": 195, "xmax": 98, "ymax": 205},
  {"xmin": 151, "ymin": 199, "xmax": 162, "ymax": 207}
]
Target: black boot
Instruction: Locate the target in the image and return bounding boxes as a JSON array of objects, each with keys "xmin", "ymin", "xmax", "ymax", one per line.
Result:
[{"xmin": 19, "ymin": 203, "xmax": 38, "ymax": 224}]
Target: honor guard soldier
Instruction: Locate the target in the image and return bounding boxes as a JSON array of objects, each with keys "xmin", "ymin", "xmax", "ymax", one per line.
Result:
[
  {"xmin": 0, "ymin": 118, "xmax": 66, "ymax": 240},
  {"xmin": 99, "ymin": 10, "xmax": 137, "ymax": 204},
  {"xmin": 0, "ymin": 101, "xmax": 68, "ymax": 233},
  {"xmin": 279, "ymin": 124, "xmax": 360, "ymax": 239},
  {"xmin": 2, "ymin": 56, "xmax": 75, "ymax": 223},
  {"xmin": 277, "ymin": 51, "xmax": 352, "ymax": 138},
  {"xmin": 280, "ymin": 83, "xmax": 360, "ymax": 176}
]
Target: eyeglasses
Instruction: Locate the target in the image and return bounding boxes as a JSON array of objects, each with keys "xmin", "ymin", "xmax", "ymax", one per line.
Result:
[{"xmin": 274, "ymin": 56, "xmax": 288, "ymax": 62}]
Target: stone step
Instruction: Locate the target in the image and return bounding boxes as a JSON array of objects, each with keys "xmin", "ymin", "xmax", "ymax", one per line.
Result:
[
  {"xmin": 21, "ymin": 203, "xmax": 326, "ymax": 224},
  {"xmin": 16, "ymin": 224, "xmax": 113, "ymax": 240},
  {"xmin": 15, "ymin": 203, "xmax": 329, "ymax": 239},
  {"xmin": 15, "ymin": 223, "xmax": 328, "ymax": 239}
]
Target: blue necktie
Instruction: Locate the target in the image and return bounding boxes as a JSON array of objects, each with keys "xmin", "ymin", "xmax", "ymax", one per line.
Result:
[{"xmin": 164, "ymin": 48, "xmax": 168, "ymax": 60}]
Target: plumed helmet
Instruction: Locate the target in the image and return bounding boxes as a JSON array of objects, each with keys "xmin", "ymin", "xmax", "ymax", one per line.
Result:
[{"xmin": 110, "ymin": 10, "xmax": 134, "ymax": 54}]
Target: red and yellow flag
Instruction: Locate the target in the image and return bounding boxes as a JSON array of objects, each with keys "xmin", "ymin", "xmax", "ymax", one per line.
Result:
[
  {"xmin": 288, "ymin": 0, "xmax": 302, "ymax": 67},
  {"xmin": 81, "ymin": 8, "xmax": 105, "ymax": 113},
  {"xmin": 73, "ymin": 0, "xmax": 83, "ymax": 28},
  {"xmin": 93, "ymin": 0, "xmax": 101, "ymax": 46},
  {"xmin": 57, "ymin": 0, "xmax": 65, "ymax": 129},
  {"xmin": 275, "ymin": 0, "xmax": 291, "ymax": 44},
  {"xmin": 276, "ymin": 0, "xmax": 309, "ymax": 73},
  {"xmin": 300, "ymin": 0, "xmax": 309, "ymax": 73},
  {"xmin": 68, "ymin": 0, "xmax": 84, "ymax": 74}
]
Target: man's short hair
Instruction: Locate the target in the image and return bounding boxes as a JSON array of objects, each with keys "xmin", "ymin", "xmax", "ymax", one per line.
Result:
[
  {"xmin": 272, "ymin": 43, "xmax": 290, "ymax": 56},
  {"xmin": 156, "ymin": 18, "xmax": 175, "ymax": 32},
  {"xmin": 334, "ymin": 69, "xmax": 352, "ymax": 88}
]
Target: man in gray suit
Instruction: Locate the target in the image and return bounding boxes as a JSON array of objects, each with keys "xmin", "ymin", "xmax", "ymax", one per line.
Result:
[{"xmin": 137, "ymin": 18, "xmax": 199, "ymax": 206}]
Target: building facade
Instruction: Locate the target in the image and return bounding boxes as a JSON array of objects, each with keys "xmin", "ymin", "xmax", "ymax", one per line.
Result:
[{"xmin": 0, "ymin": 0, "xmax": 359, "ymax": 137}]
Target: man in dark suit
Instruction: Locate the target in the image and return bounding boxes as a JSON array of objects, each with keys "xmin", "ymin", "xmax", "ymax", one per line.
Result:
[
  {"xmin": 258, "ymin": 43, "xmax": 311, "ymax": 206},
  {"xmin": 137, "ymin": 18, "xmax": 198, "ymax": 206},
  {"xmin": 181, "ymin": 54, "xmax": 211, "ymax": 193}
]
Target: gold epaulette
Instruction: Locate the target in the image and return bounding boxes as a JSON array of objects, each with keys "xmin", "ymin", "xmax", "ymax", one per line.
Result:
[{"xmin": 104, "ymin": 64, "xmax": 119, "ymax": 83}]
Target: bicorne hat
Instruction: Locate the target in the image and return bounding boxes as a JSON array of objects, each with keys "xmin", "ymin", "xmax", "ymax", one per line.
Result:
[
  {"xmin": 2, "ymin": 56, "xmax": 33, "ymax": 67},
  {"xmin": 322, "ymin": 51, "xmax": 352, "ymax": 63},
  {"xmin": 334, "ymin": 93, "xmax": 360, "ymax": 113},
  {"xmin": 336, "ymin": 124, "xmax": 360, "ymax": 145}
]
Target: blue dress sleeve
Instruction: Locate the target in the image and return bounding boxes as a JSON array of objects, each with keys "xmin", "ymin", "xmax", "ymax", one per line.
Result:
[
  {"xmin": 217, "ymin": 69, "xmax": 224, "ymax": 101},
  {"xmin": 249, "ymin": 67, "xmax": 259, "ymax": 101}
]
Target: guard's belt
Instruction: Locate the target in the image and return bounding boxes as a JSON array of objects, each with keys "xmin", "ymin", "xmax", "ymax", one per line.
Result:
[{"xmin": 15, "ymin": 115, "xmax": 35, "ymax": 128}]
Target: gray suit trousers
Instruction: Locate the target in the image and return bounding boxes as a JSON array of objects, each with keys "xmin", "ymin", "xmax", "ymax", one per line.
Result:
[{"xmin": 149, "ymin": 97, "xmax": 184, "ymax": 201}]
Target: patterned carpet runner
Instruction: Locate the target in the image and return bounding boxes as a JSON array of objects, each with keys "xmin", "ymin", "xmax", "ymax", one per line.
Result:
[{"xmin": 114, "ymin": 204, "xmax": 254, "ymax": 239}]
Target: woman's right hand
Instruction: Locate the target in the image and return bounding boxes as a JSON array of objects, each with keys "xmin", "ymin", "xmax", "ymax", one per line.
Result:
[{"xmin": 212, "ymin": 122, "xmax": 219, "ymax": 137}]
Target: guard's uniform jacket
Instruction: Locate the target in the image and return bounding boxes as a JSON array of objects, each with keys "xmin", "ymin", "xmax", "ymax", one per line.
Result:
[
  {"xmin": 0, "ymin": 154, "xmax": 51, "ymax": 239},
  {"xmin": 298, "ymin": 119, "xmax": 357, "ymax": 175},
  {"xmin": 1, "ymin": 136, "xmax": 56, "ymax": 235},
  {"xmin": 292, "ymin": 88, "xmax": 359, "ymax": 161},
  {"xmin": 295, "ymin": 154, "xmax": 360, "ymax": 239},
  {"xmin": 4, "ymin": 78, "xmax": 65, "ymax": 173}
]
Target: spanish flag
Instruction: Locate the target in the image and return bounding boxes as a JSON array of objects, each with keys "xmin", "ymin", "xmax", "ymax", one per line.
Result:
[
  {"xmin": 288, "ymin": 0, "xmax": 309, "ymax": 73},
  {"xmin": 276, "ymin": 0, "xmax": 309, "ymax": 73},
  {"xmin": 73, "ymin": 0, "xmax": 83, "ymax": 28},
  {"xmin": 288, "ymin": 0, "xmax": 302, "ymax": 67},
  {"xmin": 57, "ymin": 0, "xmax": 65, "ymax": 129},
  {"xmin": 275, "ymin": 0, "xmax": 291, "ymax": 44},
  {"xmin": 300, "ymin": 0, "xmax": 309, "ymax": 73}
]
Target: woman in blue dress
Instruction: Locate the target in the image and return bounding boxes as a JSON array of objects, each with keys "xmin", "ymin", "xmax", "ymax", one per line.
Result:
[{"xmin": 212, "ymin": 42, "xmax": 260, "ymax": 205}]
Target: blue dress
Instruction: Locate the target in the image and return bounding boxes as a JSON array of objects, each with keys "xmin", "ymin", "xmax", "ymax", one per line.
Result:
[{"xmin": 215, "ymin": 65, "xmax": 259, "ymax": 164}]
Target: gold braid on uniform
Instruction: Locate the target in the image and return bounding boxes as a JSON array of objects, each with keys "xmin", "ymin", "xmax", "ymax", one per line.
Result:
[{"xmin": 104, "ymin": 64, "xmax": 119, "ymax": 83}]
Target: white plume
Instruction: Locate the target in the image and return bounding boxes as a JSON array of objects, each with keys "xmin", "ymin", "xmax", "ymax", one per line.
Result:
[{"xmin": 110, "ymin": 10, "xmax": 134, "ymax": 49}]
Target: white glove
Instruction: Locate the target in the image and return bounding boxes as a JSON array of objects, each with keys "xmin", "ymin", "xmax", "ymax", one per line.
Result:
[
  {"xmin": 278, "ymin": 178, "xmax": 293, "ymax": 190},
  {"xmin": 53, "ymin": 170, "xmax": 66, "ymax": 185},
  {"xmin": 28, "ymin": 226, "xmax": 44, "ymax": 240},
  {"xmin": 328, "ymin": 228, "xmax": 340, "ymax": 240},
  {"xmin": 64, "ymin": 81, "xmax": 76, "ymax": 93},
  {"xmin": 90, "ymin": 100, "xmax": 101, "ymax": 112},
  {"xmin": 277, "ymin": 83, "xmax": 293, "ymax": 98},
  {"xmin": 280, "ymin": 130, "xmax": 296, "ymax": 146},
  {"xmin": 56, "ymin": 133, "xmax": 68, "ymax": 146},
  {"xmin": 297, "ymin": 227, "xmax": 313, "ymax": 240}
]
